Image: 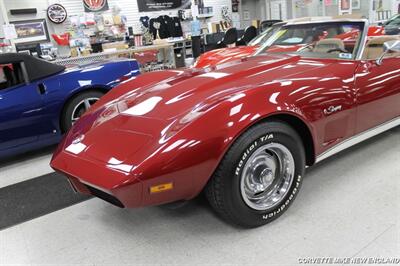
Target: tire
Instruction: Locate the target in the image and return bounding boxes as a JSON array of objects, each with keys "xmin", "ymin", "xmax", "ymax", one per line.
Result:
[
  {"xmin": 205, "ymin": 120, "xmax": 306, "ymax": 228},
  {"xmin": 61, "ymin": 90, "xmax": 104, "ymax": 132}
]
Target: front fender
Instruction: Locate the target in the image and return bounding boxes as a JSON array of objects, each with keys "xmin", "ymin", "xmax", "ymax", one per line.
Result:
[{"xmin": 132, "ymin": 85, "xmax": 316, "ymax": 203}]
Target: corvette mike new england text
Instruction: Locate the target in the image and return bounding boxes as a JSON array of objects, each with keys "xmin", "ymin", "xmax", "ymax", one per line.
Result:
[{"xmin": 298, "ymin": 257, "xmax": 400, "ymax": 264}]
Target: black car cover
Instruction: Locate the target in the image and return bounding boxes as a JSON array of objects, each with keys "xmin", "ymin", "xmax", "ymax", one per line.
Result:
[{"xmin": 0, "ymin": 53, "xmax": 65, "ymax": 81}]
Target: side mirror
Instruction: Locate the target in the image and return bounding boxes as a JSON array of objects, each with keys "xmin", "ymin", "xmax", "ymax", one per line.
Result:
[{"xmin": 376, "ymin": 40, "xmax": 400, "ymax": 65}]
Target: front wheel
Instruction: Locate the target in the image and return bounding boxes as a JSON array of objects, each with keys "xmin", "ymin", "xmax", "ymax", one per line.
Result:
[
  {"xmin": 61, "ymin": 91, "xmax": 104, "ymax": 132},
  {"xmin": 205, "ymin": 120, "xmax": 306, "ymax": 228}
]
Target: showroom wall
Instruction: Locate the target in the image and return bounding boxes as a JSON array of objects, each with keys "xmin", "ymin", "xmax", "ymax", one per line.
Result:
[
  {"xmin": 2, "ymin": 0, "xmax": 60, "ymax": 38},
  {"xmin": 60, "ymin": 0, "xmax": 232, "ymax": 31},
  {"xmin": 0, "ymin": 0, "xmax": 232, "ymax": 38},
  {"xmin": 265, "ymin": 0, "xmax": 291, "ymax": 20},
  {"xmin": 0, "ymin": 0, "xmax": 7, "ymax": 37},
  {"xmin": 240, "ymin": 0, "xmax": 266, "ymax": 28},
  {"xmin": 293, "ymin": 0, "xmax": 325, "ymax": 18},
  {"xmin": 0, "ymin": 11, "xmax": 4, "ymax": 37},
  {"xmin": 352, "ymin": 0, "xmax": 370, "ymax": 19},
  {"xmin": 2, "ymin": 0, "xmax": 400, "ymax": 39},
  {"xmin": 393, "ymin": 0, "xmax": 400, "ymax": 13}
]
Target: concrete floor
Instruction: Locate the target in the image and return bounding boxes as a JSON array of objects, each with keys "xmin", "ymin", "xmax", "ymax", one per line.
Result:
[{"xmin": 0, "ymin": 127, "xmax": 399, "ymax": 265}]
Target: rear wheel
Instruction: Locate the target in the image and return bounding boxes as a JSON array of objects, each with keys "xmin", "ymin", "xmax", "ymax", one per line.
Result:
[
  {"xmin": 61, "ymin": 91, "xmax": 104, "ymax": 132},
  {"xmin": 205, "ymin": 120, "xmax": 306, "ymax": 228}
]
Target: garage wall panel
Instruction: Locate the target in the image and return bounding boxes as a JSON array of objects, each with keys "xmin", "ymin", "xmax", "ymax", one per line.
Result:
[
  {"xmin": 0, "ymin": 0, "xmax": 232, "ymax": 39},
  {"xmin": 61, "ymin": 0, "xmax": 232, "ymax": 32}
]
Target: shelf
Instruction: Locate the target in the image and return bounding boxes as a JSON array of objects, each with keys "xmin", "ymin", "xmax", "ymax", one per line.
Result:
[{"xmin": 197, "ymin": 13, "xmax": 213, "ymax": 19}]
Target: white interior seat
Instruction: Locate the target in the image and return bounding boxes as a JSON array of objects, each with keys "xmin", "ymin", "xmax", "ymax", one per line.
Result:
[{"xmin": 313, "ymin": 38, "xmax": 345, "ymax": 53}]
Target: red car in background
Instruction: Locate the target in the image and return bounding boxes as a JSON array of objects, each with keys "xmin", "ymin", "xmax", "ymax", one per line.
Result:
[
  {"xmin": 51, "ymin": 19, "xmax": 400, "ymax": 228},
  {"xmin": 193, "ymin": 22, "xmax": 384, "ymax": 68},
  {"xmin": 193, "ymin": 23, "xmax": 284, "ymax": 68}
]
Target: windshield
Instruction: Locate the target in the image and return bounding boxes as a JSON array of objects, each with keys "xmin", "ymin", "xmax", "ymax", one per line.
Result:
[
  {"xmin": 386, "ymin": 15, "xmax": 400, "ymax": 26},
  {"xmin": 248, "ymin": 25, "xmax": 283, "ymax": 46},
  {"xmin": 256, "ymin": 21, "xmax": 366, "ymax": 60}
]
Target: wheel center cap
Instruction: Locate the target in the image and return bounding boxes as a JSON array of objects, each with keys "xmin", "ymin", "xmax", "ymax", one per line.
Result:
[{"xmin": 260, "ymin": 168, "xmax": 274, "ymax": 187}]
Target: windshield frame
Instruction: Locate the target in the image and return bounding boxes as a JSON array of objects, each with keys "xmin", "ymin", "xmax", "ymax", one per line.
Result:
[
  {"xmin": 248, "ymin": 23, "xmax": 285, "ymax": 46},
  {"xmin": 253, "ymin": 19, "xmax": 369, "ymax": 61},
  {"xmin": 386, "ymin": 14, "xmax": 400, "ymax": 26},
  {"xmin": 248, "ymin": 27, "xmax": 274, "ymax": 46}
]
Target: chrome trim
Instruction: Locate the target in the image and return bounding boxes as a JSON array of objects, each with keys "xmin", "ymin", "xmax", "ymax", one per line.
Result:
[
  {"xmin": 316, "ymin": 116, "xmax": 400, "ymax": 163},
  {"xmin": 285, "ymin": 18, "xmax": 368, "ymax": 26},
  {"xmin": 355, "ymin": 19, "xmax": 369, "ymax": 60}
]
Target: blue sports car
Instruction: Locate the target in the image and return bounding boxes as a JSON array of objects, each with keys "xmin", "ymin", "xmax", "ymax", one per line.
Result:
[{"xmin": 0, "ymin": 53, "xmax": 140, "ymax": 158}]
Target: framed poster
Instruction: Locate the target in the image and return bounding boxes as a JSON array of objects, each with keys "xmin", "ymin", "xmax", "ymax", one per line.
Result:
[
  {"xmin": 340, "ymin": 0, "xmax": 351, "ymax": 11},
  {"xmin": 10, "ymin": 19, "xmax": 50, "ymax": 44},
  {"xmin": 83, "ymin": 0, "xmax": 109, "ymax": 12},
  {"xmin": 137, "ymin": 0, "xmax": 191, "ymax": 12}
]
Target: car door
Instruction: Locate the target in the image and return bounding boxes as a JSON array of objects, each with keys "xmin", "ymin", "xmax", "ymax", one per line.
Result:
[
  {"xmin": 354, "ymin": 46, "xmax": 400, "ymax": 133},
  {"xmin": 0, "ymin": 62, "xmax": 48, "ymax": 151}
]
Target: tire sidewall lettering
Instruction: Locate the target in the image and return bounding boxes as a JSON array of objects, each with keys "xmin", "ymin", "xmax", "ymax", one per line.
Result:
[
  {"xmin": 262, "ymin": 174, "xmax": 302, "ymax": 220},
  {"xmin": 235, "ymin": 134, "xmax": 274, "ymax": 176}
]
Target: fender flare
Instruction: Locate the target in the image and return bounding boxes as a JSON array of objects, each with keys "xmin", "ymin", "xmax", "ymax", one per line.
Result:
[{"xmin": 59, "ymin": 84, "xmax": 112, "ymax": 132}]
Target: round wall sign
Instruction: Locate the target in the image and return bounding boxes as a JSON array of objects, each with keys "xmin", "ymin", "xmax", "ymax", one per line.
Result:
[{"xmin": 47, "ymin": 4, "xmax": 67, "ymax": 24}]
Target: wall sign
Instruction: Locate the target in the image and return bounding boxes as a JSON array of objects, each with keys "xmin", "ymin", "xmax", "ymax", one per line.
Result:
[
  {"xmin": 47, "ymin": 4, "xmax": 68, "ymax": 24},
  {"xmin": 137, "ymin": 0, "xmax": 191, "ymax": 12},
  {"xmin": 83, "ymin": 0, "xmax": 109, "ymax": 12}
]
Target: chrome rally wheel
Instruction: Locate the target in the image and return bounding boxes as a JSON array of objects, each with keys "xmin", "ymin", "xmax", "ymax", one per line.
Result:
[
  {"xmin": 240, "ymin": 143, "xmax": 295, "ymax": 211},
  {"xmin": 205, "ymin": 120, "xmax": 306, "ymax": 228}
]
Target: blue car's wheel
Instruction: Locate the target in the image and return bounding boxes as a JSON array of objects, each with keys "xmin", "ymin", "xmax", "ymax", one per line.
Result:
[{"xmin": 61, "ymin": 90, "xmax": 104, "ymax": 132}]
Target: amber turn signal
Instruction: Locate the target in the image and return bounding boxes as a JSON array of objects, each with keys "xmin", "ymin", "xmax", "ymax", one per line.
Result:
[{"xmin": 150, "ymin": 182, "xmax": 173, "ymax": 193}]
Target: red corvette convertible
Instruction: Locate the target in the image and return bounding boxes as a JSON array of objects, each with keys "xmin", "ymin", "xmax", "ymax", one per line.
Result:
[
  {"xmin": 193, "ymin": 22, "xmax": 385, "ymax": 68},
  {"xmin": 51, "ymin": 19, "xmax": 400, "ymax": 227}
]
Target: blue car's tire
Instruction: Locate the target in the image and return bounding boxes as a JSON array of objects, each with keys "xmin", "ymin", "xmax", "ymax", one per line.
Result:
[
  {"xmin": 61, "ymin": 90, "xmax": 104, "ymax": 132},
  {"xmin": 205, "ymin": 120, "xmax": 306, "ymax": 228}
]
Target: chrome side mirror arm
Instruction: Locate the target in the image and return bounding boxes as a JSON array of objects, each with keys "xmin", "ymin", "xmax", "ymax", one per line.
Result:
[
  {"xmin": 376, "ymin": 51, "xmax": 387, "ymax": 66},
  {"xmin": 376, "ymin": 40, "xmax": 400, "ymax": 66}
]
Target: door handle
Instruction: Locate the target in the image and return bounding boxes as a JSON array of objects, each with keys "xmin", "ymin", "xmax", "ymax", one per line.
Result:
[{"xmin": 37, "ymin": 83, "xmax": 46, "ymax": 95}]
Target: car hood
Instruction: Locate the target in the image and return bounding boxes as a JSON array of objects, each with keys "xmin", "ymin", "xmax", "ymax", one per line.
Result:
[
  {"xmin": 193, "ymin": 46, "xmax": 259, "ymax": 68},
  {"xmin": 92, "ymin": 54, "xmax": 306, "ymax": 120},
  {"xmin": 61, "ymin": 53, "xmax": 323, "ymax": 165}
]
